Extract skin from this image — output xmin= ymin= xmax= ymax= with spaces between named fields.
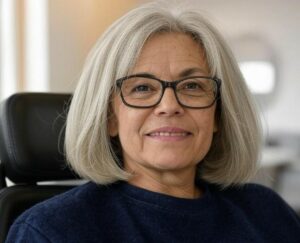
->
xmin=109 ymin=32 xmax=217 ymax=199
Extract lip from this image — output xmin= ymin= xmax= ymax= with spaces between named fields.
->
xmin=146 ymin=126 xmax=192 ymax=141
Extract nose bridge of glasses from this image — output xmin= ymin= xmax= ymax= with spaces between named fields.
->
xmin=161 ymin=80 xmax=178 ymax=92
xmin=159 ymin=80 xmax=181 ymax=106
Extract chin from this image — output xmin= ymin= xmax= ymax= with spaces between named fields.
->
xmin=149 ymin=159 xmax=195 ymax=172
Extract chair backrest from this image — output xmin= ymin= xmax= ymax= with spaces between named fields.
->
xmin=0 ymin=93 xmax=79 ymax=242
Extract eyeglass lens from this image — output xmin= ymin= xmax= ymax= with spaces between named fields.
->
xmin=120 ymin=76 xmax=218 ymax=108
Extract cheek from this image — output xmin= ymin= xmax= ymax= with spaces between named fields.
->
xmin=193 ymin=110 xmax=217 ymax=155
xmin=116 ymin=108 xmax=149 ymax=149
xmin=194 ymin=107 xmax=216 ymax=131
xmin=117 ymin=115 xmax=147 ymax=164
xmin=111 ymin=97 xmax=144 ymax=139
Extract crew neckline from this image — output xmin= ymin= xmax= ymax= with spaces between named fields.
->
xmin=114 ymin=180 xmax=213 ymax=215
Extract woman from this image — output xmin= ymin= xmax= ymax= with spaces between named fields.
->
xmin=6 ymin=1 xmax=300 ymax=242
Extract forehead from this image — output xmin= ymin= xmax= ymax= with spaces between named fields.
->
xmin=132 ymin=32 xmax=209 ymax=77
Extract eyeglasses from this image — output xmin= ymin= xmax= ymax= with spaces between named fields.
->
xmin=116 ymin=74 xmax=221 ymax=109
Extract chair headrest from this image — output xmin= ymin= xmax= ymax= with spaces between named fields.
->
xmin=0 ymin=93 xmax=77 ymax=183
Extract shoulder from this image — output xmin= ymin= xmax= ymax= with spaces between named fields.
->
xmin=16 ymin=182 xmax=107 ymax=221
xmin=209 ymin=182 xmax=300 ymax=224
xmin=217 ymin=183 xmax=289 ymax=206
xmin=202 ymin=182 xmax=300 ymax=242
xmin=209 ymin=182 xmax=288 ymax=208
xmin=6 ymin=182 xmax=117 ymax=241
xmin=217 ymin=182 xmax=279 ymax=198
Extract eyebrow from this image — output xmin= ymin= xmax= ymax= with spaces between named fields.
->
xmin=178 ymin=67 xmax=207 ymax=77
xmin=131 ymin=67 xmax=207 ymax=80
xmin=130 ymin=72 xmax=157 ymax=79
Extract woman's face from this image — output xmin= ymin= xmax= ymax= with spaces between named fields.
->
xmin=109 ymin=32 xmax=217 ymax=179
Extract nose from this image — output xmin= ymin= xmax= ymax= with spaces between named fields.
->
xmin=153 ymin=88 xmax=184 ymax=116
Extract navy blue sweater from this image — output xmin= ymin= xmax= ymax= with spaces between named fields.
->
xmin=5 ymin=181 xmax=300 ymax=242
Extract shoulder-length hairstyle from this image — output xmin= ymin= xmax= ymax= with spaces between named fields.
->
xmin=65 ymin=1 xmax=262 ymax=188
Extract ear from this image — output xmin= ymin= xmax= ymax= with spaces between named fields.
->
xmin=108 ymin=110 xmax=119 ymax=137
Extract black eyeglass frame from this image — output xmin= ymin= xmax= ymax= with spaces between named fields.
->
xmin=116 ymin=74 xmax=222 ymax=109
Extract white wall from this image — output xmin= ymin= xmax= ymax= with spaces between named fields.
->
xmin=48 ymin=0 xmax=139 ymax=93
xmin=188 ymin=0 xmax=300 ymax=134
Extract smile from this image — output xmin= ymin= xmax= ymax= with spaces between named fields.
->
xmin=146 ymin=127 xmax=192 ymax=141
xmin=148 ymin=132 xmax=190 ymax=137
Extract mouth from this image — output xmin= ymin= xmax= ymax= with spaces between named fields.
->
xmin=146 ymin=127 xmax=192 ymax=140
xmin=147 ymin=131 xmax=191 ymax=137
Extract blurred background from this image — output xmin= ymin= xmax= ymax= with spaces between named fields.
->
xmin=0 ymin=0 xmax=299 ymax=212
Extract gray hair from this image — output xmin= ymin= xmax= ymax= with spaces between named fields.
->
xmin=65 ymin=1 xmax=262 ymax=188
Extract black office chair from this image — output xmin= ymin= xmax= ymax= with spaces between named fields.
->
xmin=0 ymin=93 xmax=80 ymax=242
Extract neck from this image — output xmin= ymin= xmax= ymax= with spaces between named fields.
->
xmin=126 ymin=165 xmax=202 ymax=199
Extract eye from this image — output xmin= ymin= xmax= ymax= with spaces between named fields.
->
xmin=121 ymin=77 xmax=161 ymax=97
xmin=179 ymin=80 xmax=205 ymax=91
xmin=177 ymin=77 xmax=215 ymax=97
xmin=132 ymin=84 xmax=152 ymax=92
xmin=183 ymin=82 xmax=202 ymax=90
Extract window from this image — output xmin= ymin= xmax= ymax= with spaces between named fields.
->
xmin=0 ymin=0 xmax=18 ymax=99
xmin=0 ymin=0 xmax=49 ymax=100
xmin=232 ymin=36 xmax=277 ymax=96
xmin=239 ymin=61 xmax=275 ymax=94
